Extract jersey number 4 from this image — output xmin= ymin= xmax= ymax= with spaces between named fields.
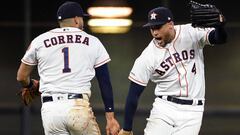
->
xmin=191 ymin=63 xmax=196 ymax=74
xmin=62 ymin=47 xmax=71 ymax=73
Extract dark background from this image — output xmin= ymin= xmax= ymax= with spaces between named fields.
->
xmin=0 ymin=0 xmax=240 ymax=135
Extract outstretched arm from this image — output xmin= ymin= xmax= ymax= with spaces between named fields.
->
xmin=208 ymin=26 xmax=227 ymax=44
xmin=95 ymin=63 xmax=114 ymax=112
xmin=123 ymin=81 xmax=145 ymax=131
xmin=95 ymin=63 xmax=120 ymax=135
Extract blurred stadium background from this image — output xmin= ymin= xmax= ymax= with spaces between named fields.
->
xmin=0 ymin=0 xmax=240 ymax=135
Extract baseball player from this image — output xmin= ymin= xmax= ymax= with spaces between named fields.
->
xmin=16 ymin=1 xmax=120 ymax=135
xmin=118 ymin=6 xmax=227 ymax=135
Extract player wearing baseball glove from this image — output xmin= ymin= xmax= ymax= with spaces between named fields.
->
xmin=18 ymin=79 xmax=41 ymax=106
xmin=190 ymin=0 xmax=225 ymax=28
xmin=118 ymin=2 xmax=227 ymax=135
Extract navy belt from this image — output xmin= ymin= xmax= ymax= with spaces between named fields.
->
xmin=42 ymin=94 xmax=83 ymax=103
xmin=158 ymin=96 xmax=203 ymax=105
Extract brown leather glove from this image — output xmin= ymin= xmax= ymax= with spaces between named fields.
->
xmin=18 ymin=79 xmax=41 ymax=106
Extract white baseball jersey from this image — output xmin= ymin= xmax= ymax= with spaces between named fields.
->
xmin=129 ymin=24 xmax=213 ymax=100
xmin=21 ymin=27 xmax=110 ymax=94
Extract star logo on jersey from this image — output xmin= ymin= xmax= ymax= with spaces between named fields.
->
xmin=150 ymin=12 xmax=157 ymax=20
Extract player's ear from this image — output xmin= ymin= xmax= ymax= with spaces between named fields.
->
xmin=169 ymin=21 xmax=174 ymax=26
xmin=167 ymin=21 xmax=174 ymax=29
xmin=73 ymin=16 xmax=79 ymax=25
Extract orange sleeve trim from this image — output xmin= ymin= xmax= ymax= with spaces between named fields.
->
xmin=94 ymin=58 xmax=111 ymax=68
xmin=128 ymin=75 xmax=147 ymax=86
xmin=21 ymin=59 xmax=37 ymax=66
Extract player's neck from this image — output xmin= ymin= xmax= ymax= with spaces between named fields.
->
xmin=172 ymin=28 xmax=176 ymax=41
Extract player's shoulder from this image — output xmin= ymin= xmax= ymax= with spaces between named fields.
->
xmin=141 ymin=41 xmax=153 ymax=55
xmin=72 ymin=29 xmax=103 ymax=45
xmin=138 ymin=41 xmax=156 ymax=60
xmin=177 ymin=23 xmax=213 ymax=32
xmin=32 ymin=28 xmax=59 ymax=40
xmin=174 ymin=23 xmax=194 ymax=31
xmin=84 ymin=32 xmax=102 ymax=43
xmin=30 ymin=30 xmax=51 ymax=44
xmin=175 ymin=23 xmax=210 ymax=37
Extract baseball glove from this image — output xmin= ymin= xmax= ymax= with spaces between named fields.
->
xmin=18 ymin=79 xmax=41 ymax=106
xmin=118 ymin=129 xmax=133 ymax=135
xmin=190 ymin=0 xmax=225 ymax=28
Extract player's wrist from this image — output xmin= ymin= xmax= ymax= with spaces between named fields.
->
xmin=22 ymin=79 xmax=33 ymax=88
xmin=105 ymin=112 xmax=115 ymax=120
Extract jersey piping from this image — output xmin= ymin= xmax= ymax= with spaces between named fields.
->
xmin=94 ymin=58 xmax=111 ymax=68
xmin=21 ymin=59 xmax=37 ymax=66
xmin=172 ymin=25 xmax=189 ymax=96
xmin=128 ymin=75 xmax=148 ymax=86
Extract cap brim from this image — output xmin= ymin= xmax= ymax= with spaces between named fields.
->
xmin=143 ymin=22 xmax=166 ymax=27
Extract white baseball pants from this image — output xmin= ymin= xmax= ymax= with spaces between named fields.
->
xmin=41 ymin=94 xmax=101 ymax=135
xmin=144 ymin=98 xmax=204 ymax=135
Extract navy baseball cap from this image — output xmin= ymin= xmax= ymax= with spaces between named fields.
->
xmin=143 ymin=7 xmax=173 ymax=27
xmin=57 ymin=1 xmax=89 ymax=20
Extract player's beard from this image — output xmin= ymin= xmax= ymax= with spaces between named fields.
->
xmin=154 ymin=38 xmax=165 ymax=47
xmin=154 ymin=30 xmax=175 ymax=47
xmin=154 ymin=36 xmax=170 ymax=47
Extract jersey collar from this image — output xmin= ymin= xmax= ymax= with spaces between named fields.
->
xmin=50 ymin=27 xmax=83 ymax=33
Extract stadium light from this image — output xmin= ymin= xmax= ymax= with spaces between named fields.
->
xmin=88 ymin=19 xmax=132 ymax=27
xmin=87 ymin=0 xmax=133 ymax=34
xmin=87 ymin=7 xmax=132 ymax=18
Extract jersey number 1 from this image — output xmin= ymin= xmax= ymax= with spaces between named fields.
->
xmin=62 ymin=47 xmax=71 ymax=73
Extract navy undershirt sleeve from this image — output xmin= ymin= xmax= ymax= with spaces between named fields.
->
xmin=208 ymin=26 xmax=227 ymax=44
xmin=123 ymin=81 xmax=145 ymax=131
xmin=95 ymin=64 xmax=114 ymax=112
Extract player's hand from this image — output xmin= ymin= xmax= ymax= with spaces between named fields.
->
xmin=105 ymin=112 xmax=120 ymax=135
xmin=118 ymin=129 xmax=133 ymax=135
xmin=17 ymin=79 xmax=41 ymax=106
